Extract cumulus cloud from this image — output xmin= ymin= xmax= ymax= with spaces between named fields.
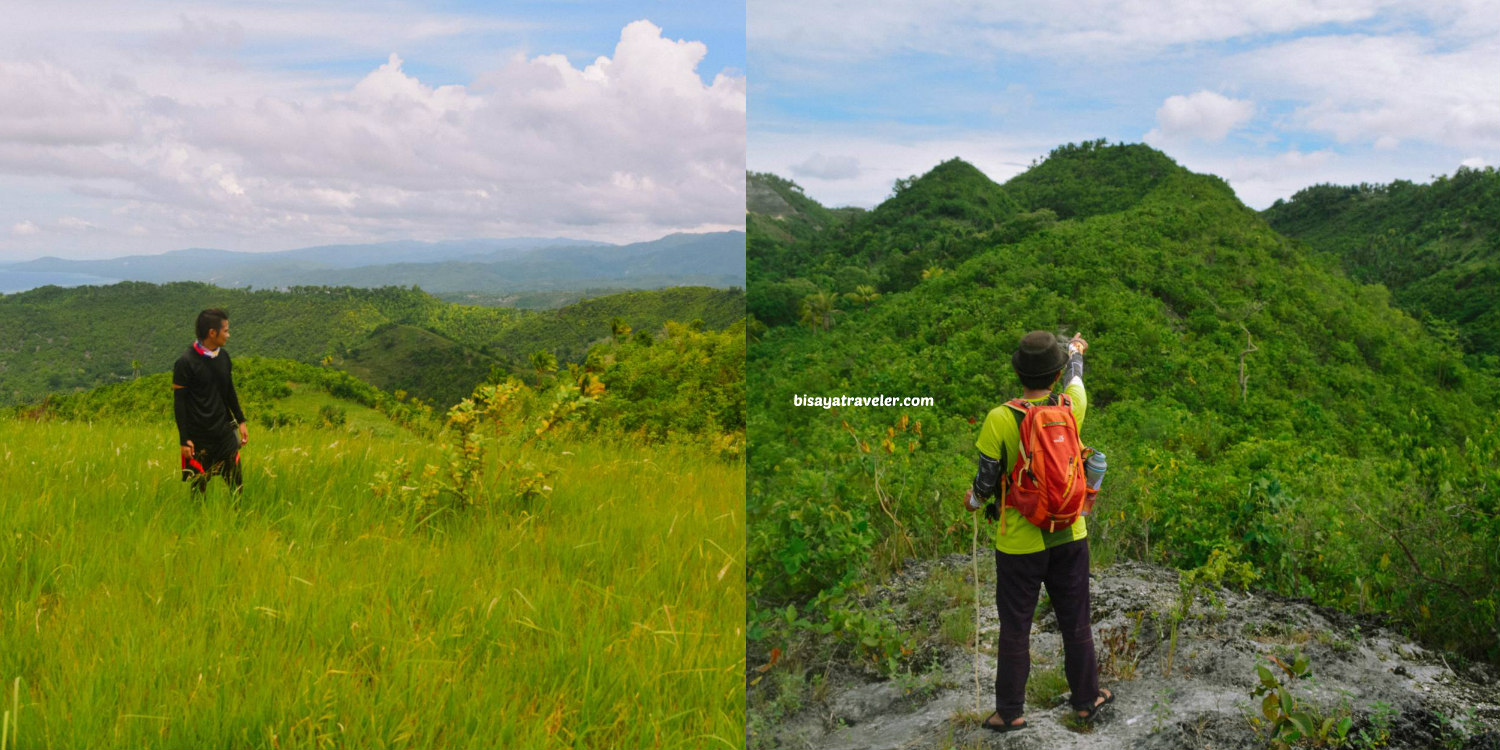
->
xmin=0 ymin=18 xmax=744 ymax=258
xmin=790 ymin=153 xmax=861 ymax=180
xmin=11 ymin=220 xmax=40 ymax=236
xmin=1146 ymin=91 xmax=1256 ymax=143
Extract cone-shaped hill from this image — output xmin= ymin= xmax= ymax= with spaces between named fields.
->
xmin=868 ymin=157 xmax=1021 ymax=229
xmin=747 ymin=141 xmax=1500 ymax=665
xmin=1004 ymin=139 xmax=1186 ymax=220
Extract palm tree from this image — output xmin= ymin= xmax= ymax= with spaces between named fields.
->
xmin=800 ymin=291 xmax=840 ymax=333
xmin=843 ymin=285 xmax=881 ymax=311
xmin=530 ymin=350 xmax=558 ymax=379
xmin=610 ymin=317 xmax=631 ymax=344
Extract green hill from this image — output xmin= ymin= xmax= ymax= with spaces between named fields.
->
xmin=747 ymin=172 xmax=852 ymax=245
xmin=749 ymin=157 xmax=1048 ymax=328
xmin=1262 ymin=166 xmax=1500 ymax=357
xmin=340 ymin=325 xmax=497 ymax=410
xmin=0 ymin=283 xmax=744 ymax=408
xmin=1004 ymin=139 xmax=1184 ymax=220
xmin=747 ymin=142 xmax=1500 ymax=669
xmin=33 ymin=355 xmax=431 ymax=435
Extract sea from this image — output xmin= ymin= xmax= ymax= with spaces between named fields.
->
xmin=0 ymin=271 xmax=121 ymax=295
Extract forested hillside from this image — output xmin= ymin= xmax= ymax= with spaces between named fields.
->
xmin=745 ymin=139 xmax=1500 ymax=704
xmin=0 ymin=283 xmax=743 ymax=408
xmin=1263 ymin=166 xmax=1500 ymax=358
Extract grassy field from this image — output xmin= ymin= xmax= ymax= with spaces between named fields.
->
xmin=0 ymin=416 xmax=745 ymax=749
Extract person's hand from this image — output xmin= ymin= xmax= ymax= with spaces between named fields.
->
xmin=181 ymin=441 xmax=194 ymax=461
xmin=964 ymin=488 xmax=983 ymax=513
xmin=1069 ymin=333 xmax=1089 ymax=355
xmin=238 ymin=422 xmax=249 ymax=446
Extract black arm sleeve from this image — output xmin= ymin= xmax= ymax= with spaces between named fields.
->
xmin=172 ymin=359 xmax=191 ymax=445
xmin=971 ymin=446 xmax=1008 ymax=500
xmin=224 ymin=355 xmax=246 ymax=423
xmin=1062 ymin=351 xmax=1084 ymax=385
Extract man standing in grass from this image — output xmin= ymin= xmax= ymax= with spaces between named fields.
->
xmin=964 ymin=330 xmax=1113 ymax=732
xmin=173 ymin=308 xmax=247 ymax=496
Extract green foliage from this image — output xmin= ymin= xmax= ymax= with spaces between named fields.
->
xmin=747 ymin=143 xmax=1500 ymax=668
xmin=2 ymin=296 xmax=749 ymax=747
xmin=1005 ymin=140 xmax=1188 ymax=220
xmin=0 ymin=282 xmax=743 ymax=409
xmin=587 ymin=320 xmax=746 ymax=451
xmin=1026 ymin=663 xmax=1071 ymax=708
xmin=1264 ymin=165 xmax=1500 ymax=357
xmin=316 ymin=404 xmax=347 ymax=427
xmin=748 ymin=159 xmax=1022 ymax=298
xmin=1250 ymin=654 xmax=1356 ymax=748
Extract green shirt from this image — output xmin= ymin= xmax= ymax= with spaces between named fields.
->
xmin=975 ymin=377 xmax=1088 ymax=554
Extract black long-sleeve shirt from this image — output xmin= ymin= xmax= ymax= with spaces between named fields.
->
xmin=172 ymin=345 xmax=245 ymax=446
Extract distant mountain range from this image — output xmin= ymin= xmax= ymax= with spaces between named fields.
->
xmin=1 ymin=232 xmax=745 ymax=294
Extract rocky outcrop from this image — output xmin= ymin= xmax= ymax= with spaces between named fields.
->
xmin=754 ymin=556 xmax=1500 ymax=750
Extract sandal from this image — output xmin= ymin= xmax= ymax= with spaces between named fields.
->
xmin=982 ymin=711 xmax=1028 ymax=732
xmin=1075 ymin=688 xmax=1115 ymax=721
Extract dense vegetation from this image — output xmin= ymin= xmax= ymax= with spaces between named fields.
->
xmin=1263 ymin=165 xmax=1500 ymax=358
xmin=0 ymin=282 xmax=743 ymax=408
xmin=3 ymin=308 xmax=747 ymax=747
xmin=746 ymin=141 xmax=1500 ymax=690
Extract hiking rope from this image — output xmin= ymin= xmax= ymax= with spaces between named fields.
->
xmin=972 ymin=509 xmax=983 ymax=716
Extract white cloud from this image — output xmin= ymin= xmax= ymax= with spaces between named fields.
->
xmin=1460 ymin=156 xmax=1489 ymax=168
xmin=790 ymin=153 xmax=861 ymax=180
xmin=12 ymin=220 xmax=40 ymax=236
xmin=0 ymin=19 xmax=744 ymax=258
xmin=1235 ymin=34 xmax=1500 ymax=151
xmin=1147 ymin=91 xmax=1256 ymax=143
xmin=751 ymin=0 xmax=1394 ymax=63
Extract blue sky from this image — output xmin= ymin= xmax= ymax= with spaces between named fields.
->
xmin=0 ymin=0 xmax=745 ymax=261
xmin=748 ymin=1 xmax=1500 ymax=211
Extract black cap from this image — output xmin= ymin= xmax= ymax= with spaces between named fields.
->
xmin=1012 ymin=330 xmax=1067 ymax=378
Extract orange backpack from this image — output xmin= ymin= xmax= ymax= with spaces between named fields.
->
xmin=1001 ymin=393 xmax=1097 ymax=533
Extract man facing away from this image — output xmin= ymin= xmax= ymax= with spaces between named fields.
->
xmin=964 ymin=330 xmax=1113 ymax=732
xmin=173 ymin=308 xmax=248 ymax=496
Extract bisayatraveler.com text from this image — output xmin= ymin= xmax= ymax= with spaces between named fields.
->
xmin=793 ymin=394 xmax=935 ymax=409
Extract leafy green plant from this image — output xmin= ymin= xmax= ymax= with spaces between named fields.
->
xmin=1249 ymin=654 xmax=1354 ymax=748
xmin=1148 ymin=686 xmax=1174 ymax=733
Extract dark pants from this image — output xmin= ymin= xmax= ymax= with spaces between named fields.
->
xmin=186 ymin=429 xmax=242 ymax=495
xmin=994 ymin=539 xmax=1098 ymax=717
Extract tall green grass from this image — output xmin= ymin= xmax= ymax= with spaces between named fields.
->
xmin=0 ymin=418 xmax=744 ymax=748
